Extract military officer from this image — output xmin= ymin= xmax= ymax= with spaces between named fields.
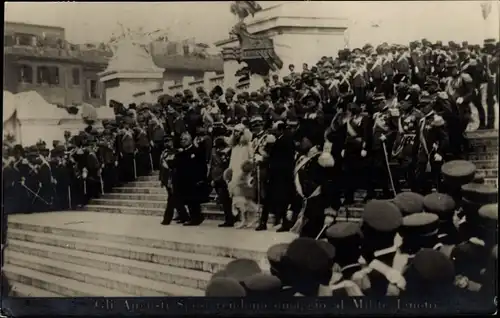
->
xmin=341 ymin=101 xmax=371 ymax=205
xmin=391 ymin=89 xmax=424 ymax=192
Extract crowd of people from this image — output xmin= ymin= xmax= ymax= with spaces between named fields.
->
xmin=1 ymin=37 xmax=498 ymax=298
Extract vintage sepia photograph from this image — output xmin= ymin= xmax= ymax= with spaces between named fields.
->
xmin=1 ymin=0 xmax=498 ymax=315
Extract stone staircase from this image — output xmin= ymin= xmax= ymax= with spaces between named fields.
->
xmin=4 ymin=130 xmax=497 ymax=297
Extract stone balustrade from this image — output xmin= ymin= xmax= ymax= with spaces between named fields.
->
xmin=130 ymin=71 xmax=256 ymax=104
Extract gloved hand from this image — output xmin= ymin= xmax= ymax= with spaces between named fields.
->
xmin=341 ymin=150 xmax=345 ymax=158
xmin=361 ymin=150 xmax=367 ymax=157
xmin=286 ymin=210 xmax=293 ymax=221
xmin=324 ymin=216 xmax=335 ymax=227
xmin=380 ymin=134 xmax=387 ymax=142
xmin=457 ymin=97 xmax=464 ymax=104
xmin=434 ymin=153 xmax=442 ymax=162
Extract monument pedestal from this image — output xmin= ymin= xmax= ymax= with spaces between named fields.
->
xmin=216 ymin=2 xmax=348 ymax=83
xmin=99 ymin=41 xmax=164 ymax=106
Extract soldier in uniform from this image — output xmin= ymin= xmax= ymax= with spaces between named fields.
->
xmin=160 ymin=135 xmax=190 ymax=225
xmin=414 ymin=104 xmax=450 ymax=194
xmin=341 ymin=101 xmax=371 ymax=205
xmin=443 ymin=60 xmax=474 ymax=158
xmin=118 ymin=120 xmax=137 ymax=182
xmin=286 ymin=136 xmax=336 ymax=239
xmin=357 ymin=200 xmax=404 ymax=296
xmin=266 ymin=121 xmax=296 ymax=232
xmin=351 ymin=58 xmax=368 ymax=104
xmin=134 ymin=125 xmax=153 ymax=177
xmin=391 ymin=88 xmax=424 ymax=192
xmin=148 ymin=115 xmax=165 ymax=170
xmin=381 ymin=45 xmax=395 ymax=98
xmin=249 ymin=115 xmax=276 ymax=231
xmin=97 ymin=137 xmax=118 ymax=193
xmin=3 ymin=146 xmax=17 ymax=214
xmin=367 ymin=93 xmax=398 ymax=200
xmin=50 ymin=145 xmax=72 ymax=211
xmin=210 ymin=136 xmax=234 ymax=227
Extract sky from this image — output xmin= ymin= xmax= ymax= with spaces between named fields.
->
xmin=4 ymin=1 xmax=500 ymax=49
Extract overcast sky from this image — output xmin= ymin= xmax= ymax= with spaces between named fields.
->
xmin=5 ymin=1 xmax=499 ymax=48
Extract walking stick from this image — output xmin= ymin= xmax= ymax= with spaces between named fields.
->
xmin=315 ymin=223 xmax=329 ymax=240
xmin=133 ymin=154 xmax=137 ymax=180
xmin=382 ymin=141 xmax=398 ymax=198
xmin=68 ymin=185 xmax=72 ymax=209
xmin=149 ymin=152 xmax=154 ymax=172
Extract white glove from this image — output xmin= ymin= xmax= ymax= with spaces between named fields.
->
xmin=361 ymin=150 xmax=367 ymax=157
xmin=324 ymin=216 xmax=335 ymax=227
xmin=437 ymin=92 xmax=448 ymax=100
xmin=309 ymin=113 xmax=317 ymax=119
xmin=434 ymin=153 xmax=442 ymax=162
xmin=254 ymin=154 xmax=264 ymax=163
xmin=286 ymin=210 xmax=293 ymax=221
xmin=341 ymin=150 xmax=345 ymax=158
xmin=380 ymin=134 xmax=387 ymax=142
xmin=114 ymin=161 xmax=118 ymax=167
xmin=101 ymin=164 xmax=105 ymax=169
xmin=457 ymin=97 xmax=464 ymax=104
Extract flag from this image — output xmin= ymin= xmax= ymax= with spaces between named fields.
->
xmin=231 ymin=1 xmax=262 ymax=19
xmin=481 ymin=1 xmax=492 ymax=20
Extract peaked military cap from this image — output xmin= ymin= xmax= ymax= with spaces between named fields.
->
xmin=423 ymin=193 xmax=456 ymax=220
xmin=224 ymin=259 xmax=262 ymax=283
xmin=316 ymin=240 xmax=336 ymax=268
xmin=461 ymin=183 xmax=498 ymax=204
xmin=441 ymin=160 xmax=476 ymax=185
xmin=478 ymin=204 xmax=498 ymax=231
xmin=401 ymin=212 xmax=440 ymax=238
xmin=242 ymin=273 xmax=282 ymax=295
xmin=363 ymin=200 xmax=402 ymax=232
xmin=392 ymin=192 xmax=425 ymax=216
xmin=284 ymin=238 xmax=331 ymax=281
xmin=411 ymin=249 xmax=455 ymax=284
xmin=205 ymin=277 xmax=247 ymax=297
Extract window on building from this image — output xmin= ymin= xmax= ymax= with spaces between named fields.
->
xmin=72 ymin=68 xmax=80 ymax=85
xmin=37 ymin=66 xmax=59 ymax=85
xmin=166 ymin=43 xmax=177 ymax=55
xmin=89 ymin=79 xmax=99 ymax=99
xmin=183 ymin=43 xmax=190 ymax=56
xmin=18 ymin=65 xmax=33 ymax=83
xmin=16 ymin=33 xmax=36 ymax=46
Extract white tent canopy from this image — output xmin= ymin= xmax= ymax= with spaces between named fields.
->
xmin=3 ymin=90 xmax=16 ymax=123
xmin=2 ymin=90 xmax=114 ymax=147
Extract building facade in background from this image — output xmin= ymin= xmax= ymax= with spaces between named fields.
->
xmin=3 ymin=21 xmax=224 ymax=107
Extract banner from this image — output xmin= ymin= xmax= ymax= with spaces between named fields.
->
xmin=0 ymin=296 xmax=494 ymax=316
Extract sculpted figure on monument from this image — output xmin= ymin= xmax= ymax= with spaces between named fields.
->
xmin=229 ymin=21 xmax=284 ymax=77
xmin=226 ymin=1 xmax=283 ymax=78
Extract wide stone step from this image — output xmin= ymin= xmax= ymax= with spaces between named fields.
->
xmin=3 ymin=265 xmax=134 ymax=297
xmin=82 ymin=203 xmax=364 ymax=222
xmin=468 ymin=153 xmax=499 ymax=161
xmin=7 ymin=212 xmax=295 ymax=260
xmin=7 ymin=240 xmax=212 ymax=291
xmin=7 ymin=229 xmax=234 ymax=274
xmin=475 ymin=169 xmax=498 ymax=178
xmin=5 ymin=251 xmax=204 ymax=296
xmin=8 ymin=281 xmax=62 ymax=297
xmin=113 ymin=187 xmax=165 ymax=194
xmin=473 ymin=160 xmax=499 ymax=170
xmin=127 ymin=181 xmax=162 ymax=188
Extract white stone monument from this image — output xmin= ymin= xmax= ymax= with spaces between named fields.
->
xmin=99 ymin=27 xmax=164 ymax=106
xmin=216 ymin=2 xmax=348 ymax=87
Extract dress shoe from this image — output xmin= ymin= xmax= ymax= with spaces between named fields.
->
xmin=183 ymin=218 xmax=204 ymax=226
xmin=276 ymin=226 xmax=290 ymax=233
xmin=255 ymin=224 xmax=267 ymax=231
xmin=160 ymin=220 xmax=170 ymax=225
xmin=218 ymin=222 xmax=234 ymax=228
xmin=176 ymin=219 xmax=188 ymax=224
